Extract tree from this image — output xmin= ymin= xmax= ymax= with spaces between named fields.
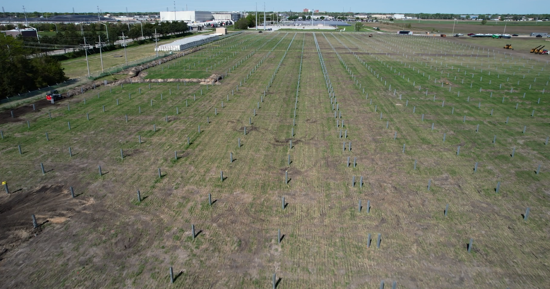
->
xmin=355 ymin=22 xmax=364 ymax=31
xmin=481 ymin=19 xmax=487 ymax=25
xmin=0 ymin=35 xmax=67 ymax=99
xmin=245 ymin=14 xmax=256 ymax=27
xmin=235 ymin=18 xmax=249 ymax=30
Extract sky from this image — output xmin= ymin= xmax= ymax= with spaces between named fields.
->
xmin=3 ymin=0 xmax=549 ymax=15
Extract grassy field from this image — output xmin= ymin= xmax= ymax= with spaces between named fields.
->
xmin=0 ymin=31 xmax=549 ymax=288
xmin=60 ymin=32 xmax=219 ymax=79
xmin=394 ymin=19 xmax=550 ymax=27
xmin=380 ymin=20 xmax=550 ymax=35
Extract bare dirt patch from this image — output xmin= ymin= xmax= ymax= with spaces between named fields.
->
xmin=0 ymin=185 xmax=90 ymax=257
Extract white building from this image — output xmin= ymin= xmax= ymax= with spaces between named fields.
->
xmin=155 ymin=34 xmax=220 ymax=52
xmin=212 ymin=12 xmax=241 ymax=22
xmin=393 ymin=14 xmax=405 ymax=20
xmin=160 ymin=11 xmax=213 ymax=23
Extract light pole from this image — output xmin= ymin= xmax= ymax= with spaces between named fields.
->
xmin=154 ymin=28 xmax=159 ymax=57
xmin=28 ymin=25 xmax=39 ymax=43
xmin=122 ymin=32 xmax=128 ymax=66
xmin=311 ymin=9 xmax=314 ymax=27
xmin=83 ymin=37 xmax=90 ymax=78
xmin=263 ymin=2 xmax=266 ymax=30
xmin=139 ymin=21 xmax=144 ymax=40
xmin=102 ymin=23 xmax=109 ymax=44
xmin=99 ymin=35 xmax=104 ymax=73
xmin=452 ymin=19 xmax=456 ymax=35
xmin=255 ymin=3 xmax=257 ymax=30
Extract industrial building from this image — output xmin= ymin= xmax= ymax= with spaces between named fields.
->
xmin=212 ymin=12 xmax=241 ymax=22
xmin=160 ymin=11 xmax=213 ymax=23
xmin=1 ymin=28 xmax=38 ymax=38
xmin=155 ymin=34 xmax=219 ymax=52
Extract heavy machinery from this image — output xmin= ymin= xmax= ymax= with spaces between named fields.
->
xmin=503 ymin=44 xmax=513 ymax=50
xmin=46 ymin=90 xmax=62 ymax=102
xmin=531 ymin=45 xmax=543 ymax=53
xmin=541 ymin=50 xmax=549 ymax=55
xmin=534 ymin=46 xmax=545 ymax=54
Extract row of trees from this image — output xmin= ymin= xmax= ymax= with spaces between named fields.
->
xmin=0 ymin=21 xmax=188 ymax=51
xmin=1 ymin=12 xmax=154 ymax=18
xmin=0 ymin=35 xmax=67 ymax=98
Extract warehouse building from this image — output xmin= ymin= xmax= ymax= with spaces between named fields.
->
xmin=1 ymin=28 xmax=38 ymax=38
xmin=212 ymin=12 xmax=241 ymax=22
xmin=155 ymin=34 xmax=219 ymax=52
xmin=160 ymin=11 xmax=213 ymax=23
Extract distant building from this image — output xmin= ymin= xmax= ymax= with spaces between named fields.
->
xmin=160 ymin=11 xmax=213 ymax=23
xmin=393 ymin=14 xmax=405 ymax=19
xmin=2 ymin=28 xmax=37 ymax=38
xmin=314 ymin=10 xmax=319 ymax=13
xmin=371 ymin=14 xmax=390 ymax=19
xmin=156 ymin=34 xmax=219 ymax=51
xmin=470 ymin=15 xmax=479 ymax=20
xmin=212 ymin=12 xmax=241 ymax=22
xmin=303 ymin=9 xmax=309 ymax=13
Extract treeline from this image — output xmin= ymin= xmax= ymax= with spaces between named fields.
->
xmin=1 ymin=12 xmax=155 ymax=18
xmin=1 ymin=21 xmax=188 ymax=49
xmin=0 ymin=36 xmax=67 ymax=98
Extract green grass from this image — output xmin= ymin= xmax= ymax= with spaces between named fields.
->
xmin=60 ymin=32 xmax=220 ymax=79
xmin=394 ymin=19 xmax=550 ymax=26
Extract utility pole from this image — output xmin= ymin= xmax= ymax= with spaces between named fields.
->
xmin=255 ymin=3 xmax=258 ymax=30
xmin=83 ymin=37 xmax=90 ymax=78
xmin=22 ymin=5 xmax=28 ymax=26
xmin=97 ymin=6 xmax=101 ymax=22
xmin=154 ymin=29 xmax=159 ymax=57
xmin=174 ymin=1 xmax=176 ymax=21
xmin=503 ymin=24 xmax=507 ymax=34
xmin=122 ymin=32 xmax=128 ymax=66
xmin=102 ymin=23 xmax=109 ymax=44
xmin=99 ymin=35 xmax=104 ymax=73
xmin=452 ymin=19 xmax=456 ymax=35
xmin=263 ymin=2 xmax=266 ymax=30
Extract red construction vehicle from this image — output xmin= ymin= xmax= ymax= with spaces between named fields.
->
xmin=46 ymin=90 xmax=62 ymax=102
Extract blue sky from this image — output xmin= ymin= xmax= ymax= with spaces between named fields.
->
xmin=3 ymin=0 xmax=549 ymax=14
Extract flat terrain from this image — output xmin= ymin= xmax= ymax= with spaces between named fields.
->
xmin=60 ymin=32 xmax=217 ymax=79
xmin=385 ymin=19 xmax=550 ymax=35
xmin=0 ymin=31 xmax=549 ymax=288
